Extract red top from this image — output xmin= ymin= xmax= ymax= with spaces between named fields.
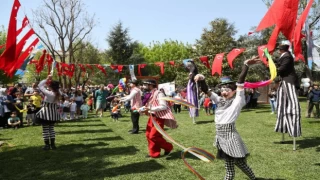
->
xmin=203 ymin=98 xmax=211 ymax=107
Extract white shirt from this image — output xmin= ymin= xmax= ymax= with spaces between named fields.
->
xmin=210 ymin=89 xmax=246 ymax=124
xmin=63 ymin=100 xmax=70 ymax=107
xmin=38 ymin=80 xmax=57 ymax=103
xmin=70 ymin=102 xmax=77 ymax=111
xmin=121 ymin=89 xmax=138 ymax=102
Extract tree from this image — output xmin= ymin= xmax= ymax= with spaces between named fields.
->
xmin=0 ymin=26 xmax=20 ymax=85
xmin=32 ymin=0 xmax=96 ymax=88
xmin=137 ymin=40 xmax=193 ymax=85
xmin=106 ymin=22 xmax=138 ymax=65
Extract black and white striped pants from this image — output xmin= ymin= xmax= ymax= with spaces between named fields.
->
xmin=42 ymin=121 xmax=56 ymax=140
xmin=275 ymin=81 xmax=301 ymax=137
xmin=224 ymin=157 xmax=255 ymax=180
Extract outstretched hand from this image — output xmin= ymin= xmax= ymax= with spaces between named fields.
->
xmin=244 ymin=56 xmax=261 ymax=65
xmin=194 ymin=74 xmax=205 ymax=82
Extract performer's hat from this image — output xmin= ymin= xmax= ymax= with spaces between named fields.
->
xmin=277 ymin=44 xmax=290 ymax=51
xmin=49 ymin=81 xmax=60 ymax=91
xmin=218 ymin=76 xmax=235 ymax=86
xmin=142 ymin=79 xmax=157 ymax=85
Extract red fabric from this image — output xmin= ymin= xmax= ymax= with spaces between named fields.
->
xmin=46 ymin=54 xmax=53 ymax=75
xmin=199 ymin=56 xmax=210 ymax=69
xmin=69 ymin=64 xmax=75 ymax=77
xmin=266 ymin=26 xmax=280 ymax=52
xmin=0 ymin=44 xmax=5 ymax=49
xmin=256 ymin=0 xmax=299 ymax=49
xmin=169 ymin=61 xmax=175 ymax=66
xmin=86 ymin=64 xmax=94 ymax=75
xmin=56 ymin=63 xmax=62 ymax=76
xmin=248 ymin=32 xmax=254 ymax=36
xmin=293 ymin=0 xmax=313 ymax=62
xmin=96 ymin=64 xmax=107 ymax=76
xmin=0 ymin=0 xmax=21 ymax=70
xmin=145 ymin=116 xmax=173 ymax=158
xmin=117 ymin=65 xmax=124 ymax=72
xmin=36 ymin=50 xmax=47 ymax=74
xmin=16 ymin=16 xmax=29 ymax=36
xmin=227 ymin=48 xmax=245 ymax=69
xmin=110 ymin=65 xmax=118 ymax=70
xmin=78 ymin=64 xmax=86 ymax=72
xmin=211 ymin=53 xmax=225 ymax=76
xmin=155 ymin=62 xmax=164 ymax=75
xmin=138 ymin=64 xmax=147 ymax=76
xmin=258 ymin=45 xmax=268 ymax=66
xmin=7 ymin=38 xmax=39 ymax=77
xmin=15 ymin=28 xmax=35 ymax=59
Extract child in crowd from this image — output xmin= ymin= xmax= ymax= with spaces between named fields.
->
xmin=111 ymin=102 xmax=120 ymax=121
xmin=69 ymin=98 xmax=77 ymax=120
xmin=14 ymin=94 xmax=24 ymax=127
xmin=62 ymin=97 xmax=70 ymax=120
xmin=26 ymin=99 xmax=36 ymax=126
xmin=30 ymin=89 xmax=42 ymax=113
xmin=203 ymin=94 xmax=212 ymax=115
xmin=80 ymin=101 xmax=90 ymax=119
xmin=8 ymin=111 xmax=20 ymax=129
xmin=87 ymin=95 xmax=93 ymax=112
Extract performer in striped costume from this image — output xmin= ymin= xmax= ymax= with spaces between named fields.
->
xmin=140 ymin=79 xmax=178 ymax=158
xmin=195 ymin=56 xmax=260 ymax=180
xmin=36 ymin=75 xmax=61 ymax=150
xmin=120 ymin=79 xmax=142 ymax=134
xmin=274 ymin=44 xmax=301 ymax=148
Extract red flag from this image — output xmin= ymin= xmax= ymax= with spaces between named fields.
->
xmin=69 ymin=64 xmax=75 ymax=78
xmin=155 ymin=62 xmax=164 ymax=75
xmin=267 ymin=26 xmax=280 ymax=52
xmin=96 ymin=64 xmax=107 ymax=76
xmin=46 ymin=54 xmax=53 ymax=75
xmin=0 ymin=0 xmax=21 ymax=70
xmin=293 ymin=0 xmax=314 ymax=62
xmin=248 ymin=32 xmax=254 ymax=36
xmin=256 ymin=0 xmax=299 ymax=49
xmin=0 ymin=44 xmax=5 ymax=49
xmin=138 ymin=64 xmax=146 ymax=76
xmin=86 ymin=64 xmax=93 ymax=71
xmin=199 ymin=56 xmax=210 ymax=69
xmin=118 ymin=65 xmax=124 ymax=72
xmin=16 ymin=16 xmax=29 ymax=36
xmin=56 ymin=63 xmax=62 ymax=76
xmin=211 ymin=53 xmax=225 ymax=76
xmin=36 ymin=50 xmax=47 ymax=74
xmin=7 ymin=38 xmax=39 ymax=76
xmin=258 ymin=45 xmax=268 ymax=66
xmin=110 ymin=65 xmax=118 ymax=70
xmin=169 ymin=61 xmax=175 ymax=66
xmin=227 ymin=48 xmax=245 ymax=69
xmin=78 ymin=64 xmax=86 ymax=72
xmin=15 ymin=28 xmax=35 ymax=59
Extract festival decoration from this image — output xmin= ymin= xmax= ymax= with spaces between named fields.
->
xmin=36 ymin=50 xmax=47 ymax=74
xmin=16 ymin=16 xmax=29 ymax=35
xmin=0 ymin=0 xmax=21 ymax=71
xmin=150 ymin=115 xmax=215 ymax=180
xmin=199 ymin=56 xmax=210 ymax=69
xmin=118 ymin=78 xmax=126 ymax=92
xmin=293 ymin=0 xmax=314 ymax=61
xmin=227 ymin=48 xmax=245 ymax=69
xmin=211 ymin=53 xmax=225 ymax=76
xmin=95 ymin=64 xmax=107 ymax=76
xmin=244 ymin=48 xmax=277 ymax=88
xmin=169 ymin=61 xmax=175 ymax=66
xmin=155 ymin=62 xmax=165 ymax=75
xmin=138 ymin=64 xmax=147 ymax=76
xmin=129 ymin=65 xmax=137 ymax=81
xmin=257 ymin=45 xmax=268 ymax=66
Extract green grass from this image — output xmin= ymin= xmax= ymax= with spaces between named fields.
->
xmin=0 ymin=97 xmax=319 ymax=180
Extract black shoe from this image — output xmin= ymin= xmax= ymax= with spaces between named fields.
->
xmin=50 ymin=138 xmax=57 ymax=150
xmin=43 ymin=140 xmax=50 ymax=150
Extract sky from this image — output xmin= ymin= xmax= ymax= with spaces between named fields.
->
xmin=0 ymin=0 xmax=268 ymax=50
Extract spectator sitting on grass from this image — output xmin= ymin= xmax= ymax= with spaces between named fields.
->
xmin=8 ymin=111 xmax=20 ymax=129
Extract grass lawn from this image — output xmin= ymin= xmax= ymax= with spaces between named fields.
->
xmin=0 ymin=97 xmax=319 ymax=180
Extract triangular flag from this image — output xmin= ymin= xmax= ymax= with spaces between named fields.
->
xmin=169 ymin=61 xmax=175 ymax=66
xmin=96 ymin=64 xmax=107 ymax=76
xmin=155 ymin=62 xmax=164 ymax=75
xmin=138 ymin=64 xmax=146 ymax=76
xmin=199 ymin=56 xmax=210 ymax=69
xmin=211 ymin=53 xmax=225 ymax=76
xmin=227 ymin=48 xmax=245 ymax=69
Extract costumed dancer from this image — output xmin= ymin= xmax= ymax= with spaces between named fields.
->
xmin=195 ymin=56 xmax=260 ymax=180
xmin=140 ymin=79 xmax=178 ymax=158
xmin=36 ymin=75 xmax=61 ymax=150
xmin=120 ymin=80 xmax=142 ymax=134
xmin=185 ymin=60 xmax=199 ymax=124
xmin=274 ymin=44 xmax=301 ymax=150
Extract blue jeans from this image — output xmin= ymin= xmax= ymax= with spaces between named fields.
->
xmin=269 ymin=99 xmax=276 ymax=113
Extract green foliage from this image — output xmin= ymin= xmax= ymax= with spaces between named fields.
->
xmin=137 ymin=40 xmax=193 ymax=85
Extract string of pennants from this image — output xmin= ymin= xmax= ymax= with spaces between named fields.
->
xmin=0 ymin=0 xmax=312 ymax=79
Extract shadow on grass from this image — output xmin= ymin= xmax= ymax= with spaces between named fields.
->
xmin=83 ymin=136 xmax=124 ymax=141
xmin=0 ymin=138 xmax=12 ymax=141
xmin=307 ymin=120 xmax=320 ymax=124
xmin=0 ymin=142 xmax=151 ymax=180
xmin=196 ymin=120 xmax=214 ymax=124
xmin=57 ymin=129 xmax=113 ymax=135
xmin=60 ymin=124 xmax=106 ymax=127
xmin=273 ymin=137 xmax=320 ymax=149
xmin=255 ymin=110 xmax=272 ymax=113
xmin=165 ymin=151 xmax=202 ymax=161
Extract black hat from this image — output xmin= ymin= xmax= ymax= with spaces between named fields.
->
xmin=142 ymin=79 xmax=157 ymax=85
xmin=49 ymin=81 xmax=60 ymax=91
xmin=278 ymin=44 xmax=290 ymax=51
xmin=218 ymin=77 xmax=235 ymax=86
